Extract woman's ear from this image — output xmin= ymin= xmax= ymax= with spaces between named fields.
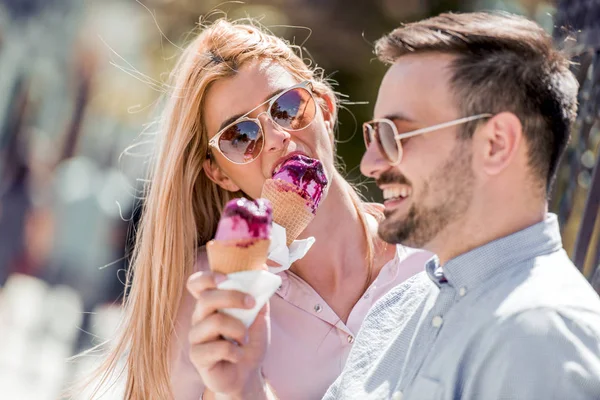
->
xmin=318 ymin=91 xmax=336 ymax=144
xmin=320 ymin=92 xmax=336 ymax=128
xmin=202 ymin=158 xmax=241 ymax=192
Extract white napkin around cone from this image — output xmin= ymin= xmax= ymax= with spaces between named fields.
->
xmin=216 ymin=223 xmax=314 ymax=327
xmin=217 ymin=270 xmax=282 ymax=327
xmin=266 ymin=223 xmax=315 ymax=273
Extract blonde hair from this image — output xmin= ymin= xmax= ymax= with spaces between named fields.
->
xmin=86 ymin=18 xmax=380 ymax=399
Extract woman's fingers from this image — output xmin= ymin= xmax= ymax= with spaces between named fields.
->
xmin=190 ymin=340 xmax=244 ymax=369
xmin=186 ymin=271 xmax=227 ymax=299
xmin=191 ymin=289 xmax=255 ymax=324
xmin=189 ymin=312 xmax=248 ymax=346
xmin=186 ymin=270 xmax=259 ymax=377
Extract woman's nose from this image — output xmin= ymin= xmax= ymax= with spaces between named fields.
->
xmin=260 ymin=112 xmax=291 ymax=153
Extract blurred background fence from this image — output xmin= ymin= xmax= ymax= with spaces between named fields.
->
xmin=0 ymin=0 xmax=597 ymax=398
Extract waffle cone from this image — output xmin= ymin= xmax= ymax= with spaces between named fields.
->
xmin=261 ymin=179 xmax=315 ymax=245
xmin=206 ymin=239 xmax=270 ymax=274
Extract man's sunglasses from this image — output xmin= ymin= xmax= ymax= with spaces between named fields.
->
xmin=363 ymin=114 xmax=493 ymax=165
xmin=208 ymin=81 xmax=317 ymax=164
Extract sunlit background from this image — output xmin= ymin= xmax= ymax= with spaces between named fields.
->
xmin=0 ymin=0 xmax=598 ymax=398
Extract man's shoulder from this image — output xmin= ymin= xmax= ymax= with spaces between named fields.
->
xmin=450 ymin=253 xmax=600 ymax=400
xmin=368 ymin=271 xmax=432 ymax=322
xmin=501 ymin=306 xmax=600 ymax=337
xmin=458 ymin=305 xmax=600 ymax=400
xmin=355 ymin=271 xmax=432 ymax=349
xmin=477 ymin=250 xmax=600 ymax=353
xmin=494 ymin=250 xmax=600 ymax=319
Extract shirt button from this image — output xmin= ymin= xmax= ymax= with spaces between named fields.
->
xmin=392 ymin=391 xmax=403 ymax=400
xmin=363 ymin=292 xmax=370 ymax=299
xmin=432 ymin=315 xmax=443 ymax=328
xmin=459 ymin=287 xmax=467 ymax=297
xmin=347 ymin=335 xmax=354 ymax=344
xmin=314 ymin=304 xmax=322 ymax=313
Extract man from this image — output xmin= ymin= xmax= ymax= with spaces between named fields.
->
xmin=323 ymin=11 xmax=600 ymax=400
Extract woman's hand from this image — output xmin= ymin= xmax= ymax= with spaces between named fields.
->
xmin=186 ymin=271 xmax=270 ymax=398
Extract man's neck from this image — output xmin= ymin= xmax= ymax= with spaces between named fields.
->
xmin=427 ymin=200 xmax=547 ymax=266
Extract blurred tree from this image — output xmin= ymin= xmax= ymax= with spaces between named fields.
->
xmin=553 ymin=0 xmax=600 ymax=287
xmin=0 ymin=74 xmax=32 ymax=285
xmin=1 ymin=0 xmax=52 ymax=19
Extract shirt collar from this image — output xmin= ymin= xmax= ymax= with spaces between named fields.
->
xmin=426 ymin=213 xmax=563 ymax=289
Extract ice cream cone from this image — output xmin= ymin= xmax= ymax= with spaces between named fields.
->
xmin=261 ymin=179 xmax=315 ymax=245
xmin=206 ymin=239 xmax=270 ymax=274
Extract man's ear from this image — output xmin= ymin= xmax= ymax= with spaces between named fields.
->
xmin=478 ymin=112 xmax=523 ymax=176
xmin=202 ymin=158 xmax=241 ymax=192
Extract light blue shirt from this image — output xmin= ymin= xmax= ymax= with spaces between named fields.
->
xmin=324 ymin=214 xmax=600 ymax=399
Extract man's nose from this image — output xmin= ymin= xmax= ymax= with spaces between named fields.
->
xmin=360 ymin=140 xmax=389 ymax=179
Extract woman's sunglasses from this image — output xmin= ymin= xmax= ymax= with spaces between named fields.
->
xmin=363 ymin=114 xmax=493 ymax=165
xmin=208 ymin=81 xmax=317 ymax=164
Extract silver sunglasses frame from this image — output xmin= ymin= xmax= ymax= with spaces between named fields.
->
xmin=363 ymin=113 xmax=493 ymax=165
xmin=208 ymin=80 xmax=316 ymax=165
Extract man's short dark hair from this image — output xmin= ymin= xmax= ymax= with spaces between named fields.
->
xmin=375 ymin=12 xmax=579 ymax=193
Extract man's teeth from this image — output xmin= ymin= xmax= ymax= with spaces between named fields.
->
xmin=383 ymin=187 xmax=411 ymax=200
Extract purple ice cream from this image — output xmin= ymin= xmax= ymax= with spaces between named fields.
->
xmin=271 ymin=155 xmax=328 ymax=212
xmin=215 ymin=198 xmax=273 ymax=242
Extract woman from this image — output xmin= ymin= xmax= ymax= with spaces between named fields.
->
xmin=93 ymin=19 xmax=429 ymax=400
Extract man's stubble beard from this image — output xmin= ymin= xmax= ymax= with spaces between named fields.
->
xmin=378 ymin=140 xmax=475 ymax=248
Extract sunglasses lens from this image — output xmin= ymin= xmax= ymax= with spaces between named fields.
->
xmin=270 ymin=87 xmax=316 ymax=130
xmin=218 ymin=120 xmax=263 ymax=163
xmin=378 ymin=122 xmax=399 ymax=162
xmin=367 ymin=121 xmax=400 ymax=163
xmin=363 ymin=124 xmax=373 ymax=147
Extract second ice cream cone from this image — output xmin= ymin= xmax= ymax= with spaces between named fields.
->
xmin=262 ymin=179 xmax=315 ymax=245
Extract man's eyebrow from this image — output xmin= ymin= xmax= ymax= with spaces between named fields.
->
xmin=380 ymin=112 xmax=416 ymax=123
xmin=217 ymin=88 xmax=286 ymax=132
